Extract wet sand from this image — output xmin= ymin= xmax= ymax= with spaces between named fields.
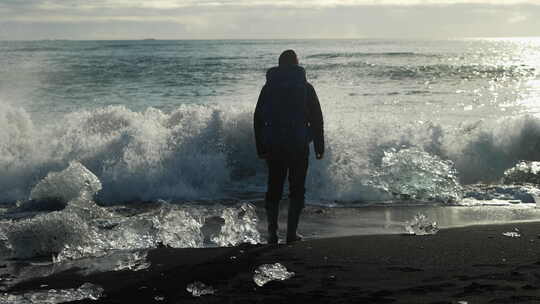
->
xmin=6 ymin=221 xmax=540 ymax=304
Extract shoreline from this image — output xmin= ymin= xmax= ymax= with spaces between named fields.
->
xmin=4 ymin=221 xmax=540 ymax=303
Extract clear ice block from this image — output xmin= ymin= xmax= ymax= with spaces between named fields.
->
xmin=375 ymin=148 xmax=462 ymax=203
xmin=0 ymin=282 xmax=103 ymax=303
xmin=186 ymin=281 xmax=215 ymax=297
xmin=405 ymin=213 xmax=439 ymax=235
xmin=253 ymin=263 xmax=295 ymax=287
xmin=29 ymin=162 xmax=102 ymax=203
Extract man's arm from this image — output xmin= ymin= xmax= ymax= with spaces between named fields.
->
xmin=307 ymin=83 xmax=324 ymax=158
xmin=254 ymin=85 xmax=268 ymax=157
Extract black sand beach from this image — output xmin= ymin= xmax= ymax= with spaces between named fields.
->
xmin=5 ymin=221 xmax=540 ymax=304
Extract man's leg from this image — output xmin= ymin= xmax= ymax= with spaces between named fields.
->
xmin=286 ymin=155 xmax=309 ymax=243
xmin=265 ymin=158 xmax=287 ymax=244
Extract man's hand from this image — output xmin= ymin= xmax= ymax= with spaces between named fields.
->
xmin=258 ymin=153 xmax=270 ymax=159
xmin=316 ymin=153 xmax=324 ymax=160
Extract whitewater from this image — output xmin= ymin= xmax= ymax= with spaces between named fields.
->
xmin=2 ymin=39 xmax=540 ymax=276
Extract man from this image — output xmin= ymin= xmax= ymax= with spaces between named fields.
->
xmin=254 ymin=49 xmax=325 ymax=244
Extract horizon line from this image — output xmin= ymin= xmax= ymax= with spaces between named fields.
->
xmin=2 ymin=36 xmax=540 ymax=42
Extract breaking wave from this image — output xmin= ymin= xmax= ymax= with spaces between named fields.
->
xmin=2 ymin=102 xmax=540 ymax=204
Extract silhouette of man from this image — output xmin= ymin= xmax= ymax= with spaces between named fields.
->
xmin=254 ymin=49 xmax=325 ymax=244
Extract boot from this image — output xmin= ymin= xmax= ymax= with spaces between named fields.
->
xmin=265 ymin=202 xmax=279 ymax=244
xmin=286 ymin=202 xmax=303 ymax=244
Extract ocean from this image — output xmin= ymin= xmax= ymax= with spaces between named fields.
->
xmin=2 ymin=39 xmax=540 ymax=273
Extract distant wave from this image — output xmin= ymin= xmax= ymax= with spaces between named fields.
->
xmin=202 ymin=56 xmax=252 ymax=61
xmin=7 ymin=47 xmax=63 ymax=52
xmin=306 ymin=52 xmax=427 ymax=59
xmin=308 ymin=61 xmax=535 ymax=80
xmin=377 ymin=64 xmax=535 ymax=80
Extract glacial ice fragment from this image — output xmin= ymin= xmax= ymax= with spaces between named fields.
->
xmin=211 ymin=203 xmax=261 ymax=247
xmin=1 ymin=201 xmax=261 ymax=261
xmin=461 ymin=184 xmax=540 ymax=206
xmin=253 ymin=263 xmax=295 ymax=287
xmin=374 ymin=148 xmax=462 ymax=203
xmin=29 ymin=162 xmax=102 ymax=203
xmin=0 ymin=226 xmax=12 ymax=258
xmin=3 ymin=203 xmax=204 ymax=262
xmin=113 ymin=251 xmax=151 ymax=271
xmin=153 ymin=207 xmax=204 ymax=248
xmin=502 ymin=232 xmax=521 ymax=238
xmin=503 ymin=161 xmax=540 ymax=185
xmin=186 ymin=281 xmax=215 ymax=297
xmin=405 ymin=214 xmax=439 ymax=235
xmin=5 ymin=211 xmax=100 ymax=259
xmin=0 ymin=282 xmax=104 ymax=303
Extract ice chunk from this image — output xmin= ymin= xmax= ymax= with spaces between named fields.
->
xmin=253 ymin=263 xmax=295 ymax=287
xmin=113 ymin=250 xmax=150 ymax=271
xmin=5 ymin=211 xmax=99 ymax=259
xmin=405 ymin=213 xmax=439 ymax=235
xmin=102 ymin=206 xmax=204 ymax=251
xmin=186 ymin=281 xmax=215 ymax=297
xmin=462 ymin=184 xmax=540 ymax=205
xmin=211 ymin=203 xmax=261 ymax=247
xmin=4 ymin=201 xmax=117 ymax=262
xmin=503 ymin=161 xmax=540 ymax=185
xmin=56 ymin=250 xmax=151 ymax=278
xmin=502 ymin=231 xmax=521 ymax=238
xmin=54 ymin=243 xmax=105 ymax=263
xmin=1 ymin=250 xmax=151 ymax=287
xmin=73 ymin=250 xmax=150 ymax=274
xmin=1 ymin=202 xmax=260 ymax=261
xmin=0 ymin=225 xmax=12 ymax=258
xmin=59 ymin=250 xmax=151 ymax=275
xmin=374 ymin=148 xmax=462 ymax=203
xmin=153 ymin=207 xmax=204 ymax=248
xmin=100 ymin=216 xmax=161 ymax=251
xmin=0 ymin=282 xmax=103 ymax=303
xmin=1 ymin=204 xmax=205 ymax=261
xmin=29 ymin=162 xmax=102 ymax=203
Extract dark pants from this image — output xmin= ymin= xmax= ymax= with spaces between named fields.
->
xmin=264 ymin=151 xmax=309 ymax=242
xmin=265 ymin=155 xmax=309 ymax=209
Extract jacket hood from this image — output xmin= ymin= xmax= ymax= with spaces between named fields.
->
xmin=266 ymin=65 xmax=306 ymax=87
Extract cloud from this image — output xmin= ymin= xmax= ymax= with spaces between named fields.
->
xmin=3 ymin=0 xmax=540 ymax=10
xmin=1 ymin=1 xmax=540 ymax=39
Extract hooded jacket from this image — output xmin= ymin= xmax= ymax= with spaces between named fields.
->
xmin=254 ymin=65 xmax=324 ymax=158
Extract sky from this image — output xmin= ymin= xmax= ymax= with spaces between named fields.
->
xmin=1 ymin=0 xmax=540 ymax=40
